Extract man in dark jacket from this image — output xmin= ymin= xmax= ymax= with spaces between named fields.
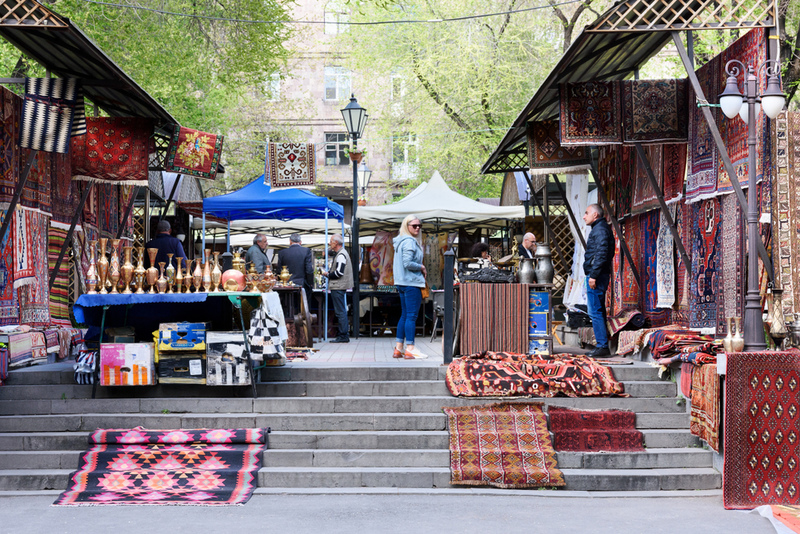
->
xmin=582 ymin=203 xmax=615 ymax=358
xmin=276 ymin=233 xmax=314 ymax=294
xmin=245 ymin=234 xmax=270 ymax=274
xmin=144 ymin=220 xmax=186 ymax=270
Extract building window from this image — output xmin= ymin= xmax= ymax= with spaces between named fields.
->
xmin=325 ymin=132 xmax=350 ymax=166
xmin=264 ymin=73 xmax=280 ymax=101
xmin=324 ymin=1 xmax=349 ymax=35
xmin=391 ymin=133 xmax=419 ymax=181
xmin=324 ymin=66 xmax=351 ymax=101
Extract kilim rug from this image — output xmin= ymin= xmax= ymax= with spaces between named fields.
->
xmin=527 ymin=120 xmax=591 ymax=175
xmin=458 ymin=284 xmax=529 ymax=355
xmin=18 ymin=148 xmax=52 ymax=215
xmin=559 ymin=80 xmax=622 ymax=145
xmin=686 ymin=55 xmax=720 ymax=204
xmin=0 ymin=86 xmax=20 ymax=205
xmin=690 ymin=363 xmax=720 ymax=452
xmin=631 ymin=144 xmax=662 ymax=215
xmin=646 ymin=329 xmax=717 ymax=359
xmin=48 ymin=225 xmax=72 ymax=326
xmin=267 ymin=143 xmax=317 ymax=188
xmin=445 ymin=351 xmax=626 ymax=398
xmin=0 ymin=209 xmax=19 ymax=325
xmin=12 ymin=207 xmax=36 ymax=288
xmin=18 ymin=209 xmax=50 ymax=326
xmin=672 ymin=201 xmax=693 ymax=325
xmin=656 ymin=207 xmax=675 ymax=309
xmin=165 ymin=125 xmax=223 ymax=180
xmin=548 ymin=406 xmax=644 ymax=452
xmin=71 ymin=117 xmax=152 ymax=184
xmin=621 ymin=78 xmax=689 ymax=144
xmin=724 ymin=350 xmax=800 ymax=509
xmin=680 ymin=362 xmax=694 ymax=397
xmin=690 ymin=199 xmax=721 ymax=331
xmin=443 ymin=402 xmax=564 ymax=488
xmin=19 ymin=77 xmax=79 ymax=154
xmin=54 ymin=427 xmax=269 ymax=506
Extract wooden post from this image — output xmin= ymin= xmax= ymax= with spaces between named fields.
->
xmin=548 ymin=174 xmax=587 ymax=250
xmin=523 ymin=171 xmax=569 ymax=274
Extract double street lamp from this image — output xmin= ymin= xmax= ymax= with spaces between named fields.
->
xmin=341 ymin=94 xmax=368 ymax=339
xmin=718 ymin=59 xmax=786 ymax=351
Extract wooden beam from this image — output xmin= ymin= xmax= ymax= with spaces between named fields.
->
xmin=523 ymin=171 xmax=570 ymax=275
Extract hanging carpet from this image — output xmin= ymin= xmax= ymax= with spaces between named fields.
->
xmin=662 ymin=143 xmax=687 ymax=204
xmin=71 ymin=117 xmax=152 ymax=184
xmin=267 ymin=142 xmax=317 ymax=188
xmin=673 ymin=202 xmax=693 ymax=325
xmin=48 ymin=225 xmax=72 ymax=326
xmin=19 ymin=77 xmax=79 ymax=154
xmin=621 ymin=78 xmax=689 ymax=144
xmin=165 ymin=125 xmax=223 ymax=180
xmin=723 ymin=350 xmax=800 ymax=509
xmin=615 ymin=145 xmax=635 ymax=219
xmin=620 ymin=216 xmax=640 ymax=310
xmin=18 ymin=209 xmax=50 ymax=326
xmin=527 ymin=120 xmax=591 ymax=175
xmin=443 ymin=402 xmax=564 ymax=489
xmin=655 ymin=207 xmax=675 ymax=309
xmin=0 ymin=86 xmax=20 ymax=205
xmin=690 ymin=198 xmax=721 ymax=331
xmin=686 ymin=55 xmax=720 ymax=203
xmin=641 ymin=210 xmax=672 ymax=326
xmin=719 ymin=194 xmax=745 ymax=333
xmin=50 ymin=152 xmax=80 ymax=227
xmin=0 ymin=209 xmax=18 ymax=325
xmin=774 ymin=111 xmax=800 ymax=318
xmin=458 ymin=284 xmax=530 ymax=355
xmin=548 ymin=406 xmax=644 ymax=452
xmin=632 ymin=146 xmax=662 ymax=215
xmin=54 ymin=427 xmax=269 ymax=506
xmin=559 ymin=80 xmax=622 ymax=145
xmin=445 ymin=351 xmax=626 ymax=398
xmin=690 ymin=363 xmax=720 ymax=453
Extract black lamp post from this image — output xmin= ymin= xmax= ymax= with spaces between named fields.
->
xmin=341 ymin=94 xmax=368 ymax=339
xmin=718 ymin=59 xmax=786 ymax=351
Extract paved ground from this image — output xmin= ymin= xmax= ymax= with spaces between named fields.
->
xmin=308 ymin=334 xmax=445 ymax=363
xmin=0 ymin=494 xmax=779 ymax=534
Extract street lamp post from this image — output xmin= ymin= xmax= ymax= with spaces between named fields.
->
xmin=341 ymin=94 xmax=368 ymax=339
xmin=718 ymin=59 xmax=786 ymax=351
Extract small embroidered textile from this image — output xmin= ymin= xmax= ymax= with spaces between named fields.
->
xmin=622 ymin=78 xmax=689 ymax=144
xmin=165 ymin=125 xmax=223 ymax=179
xmin=690 ymin=362 xmax=720 ymax=452
xmin=267 ymin=143 xmax=317 ymax=188
xmin=559 ymin=80 xmax=622 ymax=145
xmin=19 ymin=78 xmax=79 ymax=154
xmin=71 ymin=117 xmax=152 ymax=184
xmin=527 ymin=120 xmax=591 ymax=175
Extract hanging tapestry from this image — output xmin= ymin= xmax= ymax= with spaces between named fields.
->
xmin=97 ymin=183 xmax=119 ymax=238
xmin=689 ymin=362 xmax=720 ymax=453
xmin=621 ymin=78 xmax=689 ymax=144
xmin=631 ymin=144 xmax=662 ymax=215
xmin=548 ymin=406 xmax=644 ymax=452
xmin=640 ymin=210 xmax=670 ymax=326
xmin=597 ymin=145 xmax=618 ymax=216
xmin=54 ymin=427 xmax=269 ymax=506
xmin=717 ymin=28 xmax=766 ymax=195
xmin=48 ymin=225 xmax=72 ymax=326
xmin=443 ymin=402 xmax=564 ymax=489
xmin=673 ymin=202 xmax=693 ymax=325
xmin=656 ymin=206 xmax=675 ymax=309
xmin=458 ymin=284 xmax=530 ymax=355
xmin=0 ymin=86 xmax=20 ymax=205
xmin=0 ymin=209 xmax=19 ymax=325
xmin=559 ymin=80 xmax=622 ymax=145
xmin=686 ymin=56 xmax=720 ymax=203
xmin=368 ymin=231 xmax=396 ymax=286
xmin=19 ymin=77 xmax=79 ymax=154
xmin=423 ymin=232 xmax=446 ymax=290
xmin=165 ymin=125 xmax=223 ymax=180
xmin=13 ymin=148 xmax=52 ymax=215
xmin=723 ymin=350 xmax=800 ymax=509
xmin=50 ymin=152 xmax=79 ymax=227
xmin=267 ymin=143 xmax=316 ymax=188
xmin=690 ymin=198 xmax=721 ymax=331
xmin=71 ymin=117 xmax=152 ymax=184
xmin=12 ymin=207 xmax=35 ymax=288
xmin=773 ymin=112 xmax=799 ymax=318
xmin=118 ymin=185 xmax=135 ymax=239
xmin=621 ymin=217 xmax=640 ymax=310
xmin=718 ymin=194 xmax=745 ymax=333
xmin=527 ymin=120 xmax=591 ymax=175
xmin=18 ymin=209 xmax=50 ymax=326
xmin=662 ymin=143 xmax=687 ymax=204
xmin=615 ymin=145 xmax=635 ymax=219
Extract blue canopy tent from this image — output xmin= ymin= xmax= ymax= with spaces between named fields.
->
xmin=202 ymin=175 xmax=345 ymax=341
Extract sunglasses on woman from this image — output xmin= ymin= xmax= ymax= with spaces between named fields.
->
xmin=409 ymin=224 xmax=422 ymax=229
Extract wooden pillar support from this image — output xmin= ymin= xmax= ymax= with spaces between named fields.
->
xmin=548 ymin=173 xmax=587 ymax=250
xmin=523 ymin=171 xmax=569 ymax=275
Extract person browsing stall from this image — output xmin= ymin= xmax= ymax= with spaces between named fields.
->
xmin=276 ymin=233 xmax=314 ymax=294
xmin=582 ymin=203 xmax=615 ymax=358
xmin=393 ymin=215 xmax=428 ymax=360
xmin=321 ymin=234 xmax=352 ymax=343
xmin=144 ymin=220 xmax=186 ymax=269
xmin=245 ymin=234 xmax=270 ymax=274
xmin=518 ymin=232 xmax=536 ymax=259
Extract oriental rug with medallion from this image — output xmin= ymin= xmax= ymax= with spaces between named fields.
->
xmin=443 ymin=402 xmax=564 ymax=489
xmin=54 ymin=427 xmax=269 ymax=506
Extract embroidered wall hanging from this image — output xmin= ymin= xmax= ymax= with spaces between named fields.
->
xmin=165 ymin=125 xmax=223 ymax=180
xmin=267 ymin=143 xmax=316 ymax=188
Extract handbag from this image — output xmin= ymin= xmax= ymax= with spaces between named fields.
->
xmin=421 ymin=282 xmax=430 ymax=299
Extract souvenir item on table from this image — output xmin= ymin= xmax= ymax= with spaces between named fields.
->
xmin=246 ymin=265 xmax=260 ymax=292
xmin=232 ymin=249 xmax=246 ymax=275
xmin=723 ymin=317 xmax=734 ymax=353
xmin=517 ymin=257 xmax=535 ymax=284
xmin=183 ymin=262 xmax=193 ymax=293
xmin=121 ymin=246 xmax=134 ymax=294
xmin=156 ymin=262 xmax=167 ymax=294
xmin=257 ymin=268 xmax=276 ymax=293
xmin=174 ymin=257 xmax=184 ymax=294
xmin=192 ymin=258 xmax=203 ymax=292
xmin=145 ymin=248 xmax=158 ymax=294
xmin=108 ymin=239 xmax=120 ymax=294
xmin=202 ymin=250 xmax=212 ymax=292
xmin=133 ymin=247 xmax=146 ymax=294
xmin=165 ymin=253 xmax=176 ymax=294
xmin=533 ymin=242 xmax=554 ymax=284
xmin=279 ymin=265 xmax=292 ymax=285
xmin=221 ymin=269 xmax=246 ymax=292
xmin=731 ymin=317 xmax=744 ymax=352
xmin=770 ymin=289 xmax=788 ymax=349
xmin=85 ymin=240 xmax=99 ymax=294
xmin=97 ymin=238 xmax=109 ymax=294
xmin=212 ymin=251 xmax=222 ymax=292
xmin=164 ymin=125 xmax=224 ymax=180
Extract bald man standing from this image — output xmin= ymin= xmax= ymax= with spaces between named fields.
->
xmin=518 ymin=232 xmax=536 ymax=259
xmin=582 ymin=203 xmax=615 ymax=358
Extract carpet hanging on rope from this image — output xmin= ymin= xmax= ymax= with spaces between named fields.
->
xmin=443 ymin=402 xmax=564 ymax=489
xmin=548 ymin=406 xmax=644 ymax=452
xmin=165 ymin=125 xmax=223 ymax=180
xmin=54 ymin=427 xmax=269 ymax=506
xmin=267 ymin=142 xmax=317 ymax=188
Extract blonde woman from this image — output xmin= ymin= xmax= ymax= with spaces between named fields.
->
xmin=392 ymin=214 xmax=428 ymax=359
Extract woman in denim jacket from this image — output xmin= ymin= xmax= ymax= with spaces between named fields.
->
xmin=392 ymin=214 xmax=428 ymax=359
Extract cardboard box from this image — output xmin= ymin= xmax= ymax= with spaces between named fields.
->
xmin=157 ymin=352 xmax=207 ymax=384
xmin=105 ymin=327 xmax=135 ymax=343
xmin=205 ymin=331 xmax=252 ymax=386
xmin=100 ymin=343 xmax=155 ymax=386
xmin=157 ymin=322 xmax=207 ymax=351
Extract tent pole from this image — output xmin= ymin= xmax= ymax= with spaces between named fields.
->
xmin=324 ymin=210 xmax=329 ymax=342
xmin=549 ymin=174 xmax=586 ymax=250
xmin=226 ymin=219 xmax=231 ymax=253
xmin=202 ymin=213 xmax=206 ymax=263
xmin=158 ymin=174 xmax=181 ymax=223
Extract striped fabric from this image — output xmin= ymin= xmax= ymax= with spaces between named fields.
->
xmin=48 ymin=225 xmax=72 ymax=326
xmin=71 ymin=88 xmax=86 ymax=137
xmin=19 ymin=78 xmax=78 ymax=154
xmin=458 ymin=283 xmax=530 ymax=355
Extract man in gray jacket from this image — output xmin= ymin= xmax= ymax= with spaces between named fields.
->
xmin=322 ymin=234 xmax=353 ymax=343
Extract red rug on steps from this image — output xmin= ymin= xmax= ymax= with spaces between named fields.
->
xmin=548 ymin=406 xmax=645 ymax=452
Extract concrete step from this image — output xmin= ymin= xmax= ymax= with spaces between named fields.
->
xmin=0 ymin=450 xmax=80 ymax=470
xmin=555 ymin=448 xmax=713 ymax=469
xmin=0 ymin=432 xmax=90 ymax=451
xmin=269 ymin=431 xmax=449 ymax=450
xmin=0 ymin=469 xmax=72 ymax=491
xmin=560 ymin=467 xmax=721 ymax=491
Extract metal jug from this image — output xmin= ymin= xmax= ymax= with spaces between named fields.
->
xmin=517 ymin=257 xmax=535 ymax=284
xmin=534 ymin=242 xmax=554 ymax=284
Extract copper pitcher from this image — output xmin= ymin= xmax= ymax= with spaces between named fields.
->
xmin=97 ymin=238 xmax=109 ymax=294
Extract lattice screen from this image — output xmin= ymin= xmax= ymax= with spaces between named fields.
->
xmin=133 ymin=205 xmax=146 ymax=265
xmin=548 ymin=205 xmax=576 ymax=300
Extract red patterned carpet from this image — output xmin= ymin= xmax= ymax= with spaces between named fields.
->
xmin=443 ymin=402 xmax=564 ymax=489
xmin=548 ymin=406 xmax=644 ymax=452
xmin=54 ymin=427 xmax=268 ymax=506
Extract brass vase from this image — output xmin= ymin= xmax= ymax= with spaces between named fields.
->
xmin=232 ymin=250 xmax=246 ymax=275
xmin=146 ymin=248 xmax=159 ymax=294
xmin=97 ymin=238 xmax=109 ymax=295
xmin=731 ymin=317 xmax=745 ymax=353
xmin=212 ymin=251 xmax=222 ymax=292
xmin=279 ymin=265 xmax=292 ymax=285
xmin=723 ymin=317 xmax=734 ymax=353
xmin=133 ymin=247 xmax=146 ymax=294
xmin=156 ymin=262 xmax=168 ymax=294
xmin=202 ymin=249 xmax=212 ymax=292
xmin=121 ymin=246 xmax=134 ymax=294
xmin=247 ymin=265 xmax=260 ymax=292
xmin=175 ymin=257 xmax=184 ymax=294
xmin=165 ymin=253 xmax=176 ymax=294
xmin=184 ymin=262 xmax=193 ymax=293
xmin=85 ymin=240 xmax=99 ymax=294
xmin=108 ymin=239 xmax=121 ymax=294
xmin=193 ymin=258 xmax=203 ymax=292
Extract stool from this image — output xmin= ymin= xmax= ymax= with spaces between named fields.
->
xmin=551 ymin=320 xmax=564 ymax=345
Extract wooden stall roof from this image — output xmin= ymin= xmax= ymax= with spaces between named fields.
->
xmin=481 ymin=0 xmax=777 ymax=175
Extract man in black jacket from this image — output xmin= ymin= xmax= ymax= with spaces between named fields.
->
xmin=582 ymin=203 xmax=615 ymax=358
xmin=276 ymin=233 xmax=314 ymax=295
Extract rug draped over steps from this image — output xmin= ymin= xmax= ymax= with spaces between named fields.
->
xmin=54 ymin=427 xmax=269 ymax=506
xmin=443 ymin=402 xmax=565 ymax=489
xmin=547 ymin=406 xmax=644 ymax=452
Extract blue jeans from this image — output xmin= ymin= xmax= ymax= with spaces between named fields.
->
xmin=396 ymin=285 xmax=422 ymax=345
xmin=330 ymin=289 xmax=348 ymax=339
xmin=586 ymin=277 xmax=609 ymax=349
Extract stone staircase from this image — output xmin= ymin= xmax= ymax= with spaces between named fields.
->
xmin=0 ymin=361 xmax=721 ymax=495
